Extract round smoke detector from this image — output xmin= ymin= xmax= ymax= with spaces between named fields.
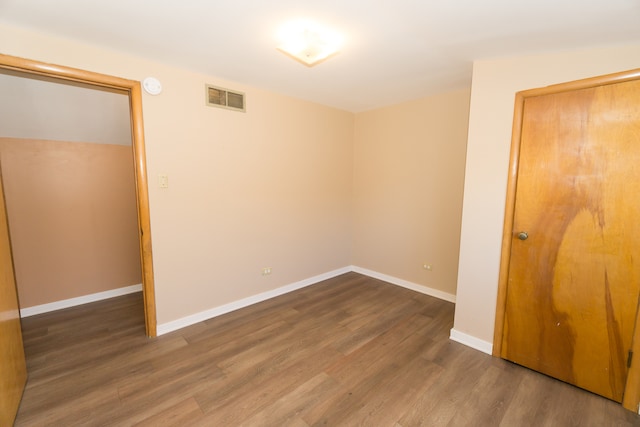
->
xmin=142 ymin=77 xmax=162 ymax=95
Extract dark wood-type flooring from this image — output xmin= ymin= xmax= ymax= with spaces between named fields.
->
xmin=14 ymin=273 xmax=640 ymax=426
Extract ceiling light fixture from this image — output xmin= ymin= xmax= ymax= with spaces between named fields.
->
xmin=277 ymin=20 xmax=343 ymax=67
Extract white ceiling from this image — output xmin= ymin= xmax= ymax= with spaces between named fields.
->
xmin=1 ymin=0 xmax=640 ymax=112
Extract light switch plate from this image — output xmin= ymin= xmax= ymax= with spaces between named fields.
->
xmin=158 ymin=174 xmax=169 ymax=188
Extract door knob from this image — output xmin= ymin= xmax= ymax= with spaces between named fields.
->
xmin=517 ymin=231 xmax=529 ymax=240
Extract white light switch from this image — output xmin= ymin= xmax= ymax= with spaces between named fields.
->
xmin=158 ymin=174 xmax=169 ymax=188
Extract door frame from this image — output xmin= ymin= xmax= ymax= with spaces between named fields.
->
xmin=492 ymin=68 xmax=640 ymax=412
xmin=0 ymin=163 xmax=27 ymax=427
xmin=0 ymin=53 xmax=157 ymax=337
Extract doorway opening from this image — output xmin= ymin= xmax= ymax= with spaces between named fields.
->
xmin=0 ymin=53 xmax=157 ymax=337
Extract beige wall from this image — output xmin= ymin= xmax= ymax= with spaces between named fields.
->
xmin=0 ymin=138 xmax=141 ymax=308
xmin=454 ymin=44 xmax=640 ymax=346
xmin=353 ymin=89 xmax=471 ymax=297
xmin=0 ymin=23 xmax=355 ymax=324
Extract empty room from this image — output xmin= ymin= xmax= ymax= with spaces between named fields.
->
xmin=1 ymin=1 xmax=640 ymax=426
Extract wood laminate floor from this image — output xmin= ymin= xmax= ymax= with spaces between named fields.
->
xmin=13 ymin=273 xmax=640 ymax=426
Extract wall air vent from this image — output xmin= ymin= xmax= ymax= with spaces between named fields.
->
xmin=205 ymin=84 xmax=246 ymax=112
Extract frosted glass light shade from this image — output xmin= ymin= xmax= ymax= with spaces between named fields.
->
xmin=277 ymin=21 xmax=343 ymax=67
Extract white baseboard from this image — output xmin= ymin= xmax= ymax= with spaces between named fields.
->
xmin=449 ymin=328 xmax=493 ymax=355
xmin=20 ymin=284 xmax=143 ymax=317
xmin=350 ymin=265 xmax=456 ymax=303
xmin=158 ymin=265 xmax=459 ymax=336
xmin=157 ymin=266 xmax=352 ymax=336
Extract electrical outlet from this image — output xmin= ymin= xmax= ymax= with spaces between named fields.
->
xmin=423 ymin=264 xmax=433 ymax=271
xmin=262 ymin=267 xmax=272 ymax=276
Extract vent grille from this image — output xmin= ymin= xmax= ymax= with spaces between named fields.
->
xmin=206 ymin=84 xmax=246 ymax=112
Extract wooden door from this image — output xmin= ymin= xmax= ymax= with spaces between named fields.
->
xmin=497 ymin=75 xmax=640 ymax=403
xmin=0 ymin=165 xmax=27 ymax=425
